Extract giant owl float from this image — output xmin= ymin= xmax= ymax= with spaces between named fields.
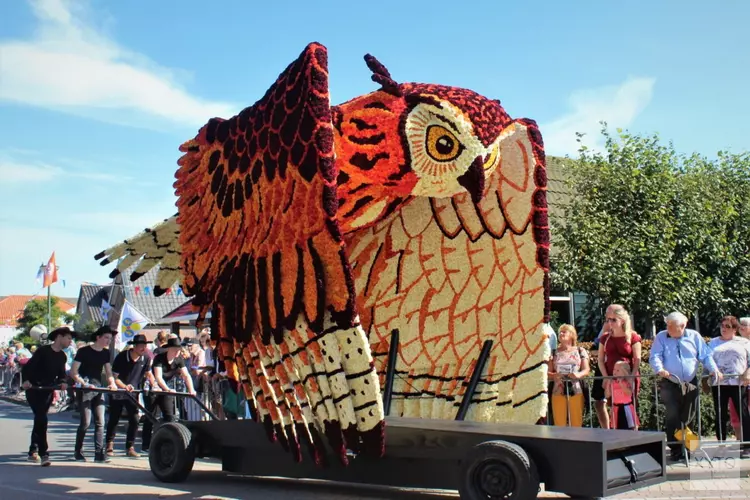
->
xmin=96 ymin=42 xmax=551 ymax=466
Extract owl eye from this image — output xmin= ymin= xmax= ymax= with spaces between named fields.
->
xmin=425 ymin=124 xmax=463 ymax=162
xmin=484 ymin=144 xmax=499 ymax=170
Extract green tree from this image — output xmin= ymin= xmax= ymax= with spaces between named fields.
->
xmin=14 ymin=297 xmax=77 ymax=345
xmin=77 ymin=320 xmax=100 ymax=336
xmin=552 ymin=125 xmax=750 ymax=336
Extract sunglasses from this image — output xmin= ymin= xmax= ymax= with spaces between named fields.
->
xmin=721 ymin=324 xmax=737 ymax=329
xmin=605 ymin=318 xmax=618 ymax=323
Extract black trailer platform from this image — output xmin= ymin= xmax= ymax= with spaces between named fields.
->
xmin=148 ymin=414 xmax=666 ymax=499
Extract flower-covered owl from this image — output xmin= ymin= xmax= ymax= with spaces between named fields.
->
xmin=95 ymin=42 xmax=550 ymax=466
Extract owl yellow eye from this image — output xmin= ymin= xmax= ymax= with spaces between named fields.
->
xmin=484 ymin=144 xmax=499 ymax=170
xmin=425 ymin=124 xmax=463 ymax=162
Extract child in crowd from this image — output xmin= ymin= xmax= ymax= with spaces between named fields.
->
xmin=608 ymin=360 xmax=639 ymax=430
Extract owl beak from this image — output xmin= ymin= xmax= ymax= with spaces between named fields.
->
xmin=457 ymin=156 xmax=486 ymax=204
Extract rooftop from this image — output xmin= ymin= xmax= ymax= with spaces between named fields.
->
xmin=0 ymin=295 xmax=77 ymax=327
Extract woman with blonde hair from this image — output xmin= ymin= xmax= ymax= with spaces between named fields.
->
xmin=548 ymin=324 xmax=591 ymax=427
xmin=598 ymin=304 xmax=642 ymax=429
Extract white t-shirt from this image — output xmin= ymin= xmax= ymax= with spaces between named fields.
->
xmin=708 ymin=336 xmax=750 ymax=386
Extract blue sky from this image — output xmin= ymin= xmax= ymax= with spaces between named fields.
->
xmin=1 ymin=0 xmax=748 ymax=297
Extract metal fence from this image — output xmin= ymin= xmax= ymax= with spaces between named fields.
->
xmin=0 ymin=363 xmax=20 ymax=392
xmin=550 ymin=372 xmax=749 ymax=449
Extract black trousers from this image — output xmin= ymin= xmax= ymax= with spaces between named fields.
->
xmin=105 ymin=397 xmax=140 ymax=449
xmin=75 ymin=392 xmax=105 ymax=455
xmin=27 ymin=390 xmax=54 ymax=456
xmin=711 ymin=385 xmax=750 ymax=450
xmin=658 ymin=378 xmax=699 ymax=455
xmin=141 ymin=393 xmax=176 ymax=450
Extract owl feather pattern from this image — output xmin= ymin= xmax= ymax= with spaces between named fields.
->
xmin=95 ymin=42 xmax=551 ymax=465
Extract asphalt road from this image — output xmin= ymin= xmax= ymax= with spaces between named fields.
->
xmin=0 ymin=400 xmax=460 ymax=500
xmin=2 ymin=399 xmax=749 ymax=500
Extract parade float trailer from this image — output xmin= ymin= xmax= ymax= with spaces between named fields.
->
xmin=95 ymin=42 xmax=666 ymax=499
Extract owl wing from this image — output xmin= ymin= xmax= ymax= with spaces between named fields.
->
xmin=345 ymin=119 xmax=551 ymax=424
xmin=93 ymin=214 xmax=183 ymax=291
xmin=95 ymin=43 xmax=384 ymax=465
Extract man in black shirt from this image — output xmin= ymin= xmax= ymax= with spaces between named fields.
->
xmin=21 ymin=326 xmax=76 ymax=466
xmin=141 ymin=337 xmax=196 ymax=451
xmin=70 ymin=326 xmax=118 ymax=462
xmin=105 ymin=334 xmax=154 ymax=457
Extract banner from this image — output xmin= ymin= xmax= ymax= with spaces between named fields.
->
xmin=115 ymin=300 xmax=150 ymax=350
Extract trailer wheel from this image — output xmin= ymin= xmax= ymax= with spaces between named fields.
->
xmin=459 ymin=440 xmax=540 ymax=500
xmin=149 ymin=422 xmax=196 ymax=483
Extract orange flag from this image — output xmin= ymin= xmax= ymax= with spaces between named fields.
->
xmin=43 ymin=252 xmax=58 ymax=288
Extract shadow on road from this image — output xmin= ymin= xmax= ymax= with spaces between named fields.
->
xmin=0 ymin=400 xmax=459 ymax=498
xmin=0 ymin=458 xmax=459 ymax=499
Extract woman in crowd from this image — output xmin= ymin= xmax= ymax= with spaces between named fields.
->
xmin=548 ymin=324 xmax=590 ymax=427
xmin=598 ymin=304 xmax=642 ymax=430
xmin=708 ymin=315 xmax=750 ymax=457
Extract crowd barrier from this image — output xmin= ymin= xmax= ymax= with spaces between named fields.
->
xmin=546 ymin=371 xmax=750 ymax=449
xmin=9 ymin=362 xmax=749 ymax=452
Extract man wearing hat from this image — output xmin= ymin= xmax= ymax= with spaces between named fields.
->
xmin=70 ymin=326 xmax=118 ymax=462
xmin=20 ymin=326 xmax=76 ymax=466
xmin=104 ymin=333 xmax=154 ymax=458
xmin=141 ymin=336 xmax=196 ymax=451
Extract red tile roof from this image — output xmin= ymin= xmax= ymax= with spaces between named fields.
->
xmin=0 ymin=295 xmax=77 ymax=327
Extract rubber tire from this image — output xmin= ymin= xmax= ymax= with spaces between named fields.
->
xmin=459 ymin=440 xmax=540 ymax=500
xmin=149 ymin=422 xmax=196 ymax=483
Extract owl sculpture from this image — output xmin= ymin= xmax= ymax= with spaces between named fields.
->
xmin=95 ymin=42 xmax=551 ymax=466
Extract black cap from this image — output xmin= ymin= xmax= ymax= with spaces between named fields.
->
xmin=48 ymin=327 xmax=78 ymax=341
xmin=163 ymin=337 xmax=182 ymax=349
xmin=93 ymin=326 xmax=117 ymax=339
xmin=127 ymin=334 xmax=152 ymax=345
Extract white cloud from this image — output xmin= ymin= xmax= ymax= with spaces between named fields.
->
xmin=541 ymin=77 xmax=656 ymax=157
xmin=0 ymin=153 xmax=131 ymax=183
xmin=0 ymin=0 xmax=236 ymax=128
xmin=0 ymin=160 xmax=63 ymax=182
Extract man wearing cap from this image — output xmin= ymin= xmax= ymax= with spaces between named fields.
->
xmin=70 ymin=326 xmax=118 ymax=462
xmin=105 ymin=334 xmax=154 ymax=458
xmin=21 ymin=326 xmax=76 ymax=466
xmin=141 ymin=336 xmax=196 ymax=451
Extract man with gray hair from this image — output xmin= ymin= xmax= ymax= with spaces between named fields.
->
xmin=739 ymin=317 xmax=750 ymax=340
xmin=650 ymin=311 xmax=722 ymax=461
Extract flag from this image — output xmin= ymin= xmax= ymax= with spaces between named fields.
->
xmin=35 ymin=263 xmax=44 ymax=285
xmin=116 ymin=300 xmax=151 ymax=350
xmin=101 ymin=298 xmax=112 ymax=322
xmin=43 ymin=252 xmax=59 ymax=288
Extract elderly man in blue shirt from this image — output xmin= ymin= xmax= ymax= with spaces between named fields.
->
xmin=650 ymin=311 xmax=723 ymax=461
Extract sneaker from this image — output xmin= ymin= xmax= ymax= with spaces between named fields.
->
xmin=94 ymin=453 xmax=110 ymax=463
xmin=74 ymin=451 xmax=87 ymax=462
xmin=27 ymin=452 xmax=40 ymax=462
xmin=126 ymin=447 xmax=140 ymax=458
xmin=40 ymin=455 xmax=51 ymax=467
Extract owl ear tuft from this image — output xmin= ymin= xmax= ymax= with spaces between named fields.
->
xmin=364 ymin=54 xmax=402 ymax=97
